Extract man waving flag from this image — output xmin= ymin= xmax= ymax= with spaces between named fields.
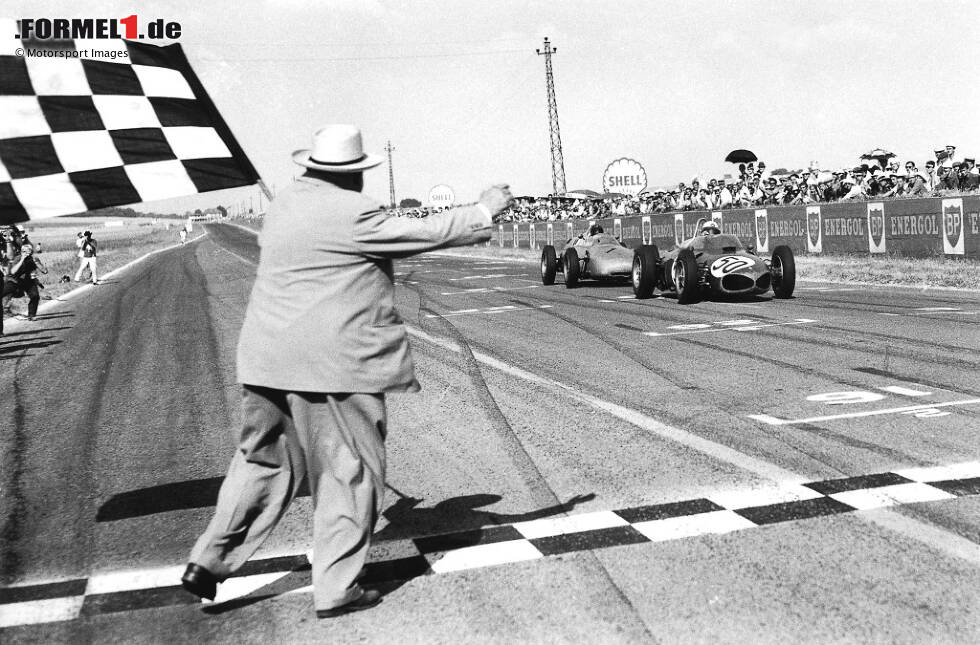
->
xmin=0 ymin=18 xmax=260 ymax=224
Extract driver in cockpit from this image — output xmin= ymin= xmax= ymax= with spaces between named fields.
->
xmin=701 ymin=221 xmax=721 ymax=236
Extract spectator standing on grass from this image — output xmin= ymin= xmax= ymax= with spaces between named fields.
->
xmin=179 ymin=227 xmax=188 ymax=244
xmin=1 ymin=244 xmax=46 ymax=325
xmin=74 ymin=231 xmax=99 ymax=285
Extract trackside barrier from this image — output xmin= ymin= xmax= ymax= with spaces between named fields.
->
xmin=489 ymin=196 xmax=980 ymax=258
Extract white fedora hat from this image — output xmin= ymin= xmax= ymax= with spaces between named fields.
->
xmin=292 ymin=124 xmax=384 ymax=173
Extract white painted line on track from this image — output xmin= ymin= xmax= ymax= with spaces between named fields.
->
xmin=428 ymin=540 xmax=542 ymax=574
xmin=440 ymin=285 xmax=541 ymax=295
xmin=405 ymin=324 xmax=980 ymax=566
xmin=893 ymin=461 xmax=980 ymax=482
xmin=447 ymin=274 xmax=529 ymax=281
xmin=632 ymin=511 xmax=756 ymax=542
xmin=86 ymin=565 xmax=186 ymax=595
xmin=747 ymin=398 xmax=980 ymax=426
xmin=513 ymin=511 xmax=630 ymax=539
xmin=645 ymin=319 xmax=816 ymax=337
xmin=405 ymin=325 xmax=806 ymax=485
xmin=830 ymin=483 xmax=956 ymax=510
xmin=707 ymin=484 xmax=825 ymax=509
xmin=0 ymin=596 xmax=85 ymax=628
xmin=425 ymin=305 xmax=552 ymax=318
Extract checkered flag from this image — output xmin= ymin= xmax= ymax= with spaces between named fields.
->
xmin=0 ymin=19 xmax=261 ymax=224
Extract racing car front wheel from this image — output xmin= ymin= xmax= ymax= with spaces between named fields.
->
xmin=541 ymin=245 xmax=557 ymax=285
xmin=771 ymin=245 xmax=796 ymax=299
xmin=674 ymin=248 xmax=701 ymax=304
xmin=563 ymin=247 xmax=581 ymax=288
xmin=632 ymin=244 xmax=660 ymax=299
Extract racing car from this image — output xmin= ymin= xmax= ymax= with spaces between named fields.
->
xmin=631 ymin=218 xmax=796 ymax=303
xmin=540 ymin=226 xmax=634 ymax=288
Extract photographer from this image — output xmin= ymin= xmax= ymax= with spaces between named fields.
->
xmin=73 ymin=230 xmax=99 ymax=284
xmin=1 ymin=244 xmax=46 ymax=328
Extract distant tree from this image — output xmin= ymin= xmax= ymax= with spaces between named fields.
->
xmin=194 ymin=209 xmax=203 ymax=217
xmin=216 ymin=205 xmax=228 ymax=218
xmin=399 ymin=198 xmax=421 ymax=207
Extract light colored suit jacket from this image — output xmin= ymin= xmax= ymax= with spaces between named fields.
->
xmin=237 ymin=176 xmax=492 ymax=392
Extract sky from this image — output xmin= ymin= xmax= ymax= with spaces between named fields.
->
xmin=10 ymin=0 xmax=980 ymax=213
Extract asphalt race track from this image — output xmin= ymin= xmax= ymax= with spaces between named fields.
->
xmin=1 ymin=222 xmax=978 ymax=644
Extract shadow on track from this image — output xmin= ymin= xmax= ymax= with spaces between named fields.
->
xmin=197 ymin=488 xmax=595 ymax=616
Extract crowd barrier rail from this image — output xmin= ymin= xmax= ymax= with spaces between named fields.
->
xmin=490 ymin=196 xmax=980 ymax=259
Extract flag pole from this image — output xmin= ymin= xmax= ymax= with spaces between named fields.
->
xmin=257 ymin=179 xmax=273 ymax=203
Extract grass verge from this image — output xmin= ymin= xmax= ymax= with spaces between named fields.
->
xmin=4 ymin=218 xmax=195 ymax=317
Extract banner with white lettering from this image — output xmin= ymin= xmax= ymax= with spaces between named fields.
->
xmin=942 ymin=198 xmax=965 ymax=255
xmin=867 ymin=202 xmax=886 ymax=254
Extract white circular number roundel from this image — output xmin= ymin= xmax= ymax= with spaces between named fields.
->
xmin=709 ymin=256 xmax=753 ymax=278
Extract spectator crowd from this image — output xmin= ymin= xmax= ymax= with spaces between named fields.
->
xmin=389 ymin=145 xmax=979 ymax=222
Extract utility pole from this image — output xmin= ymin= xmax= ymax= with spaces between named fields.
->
xmin=385 ymin=140 xmax=396 ymax=208
xmin=536 ymin=37 xmax=566 ymax=195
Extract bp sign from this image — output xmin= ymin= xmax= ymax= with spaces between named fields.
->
xmin=602 ymin=158 xmax=647 ymax=196
xmin=428 ymin=184 xmax=456 ymax=207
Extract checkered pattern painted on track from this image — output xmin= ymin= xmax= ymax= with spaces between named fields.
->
xmin=2 ymin=462 xmax=978 ymax=629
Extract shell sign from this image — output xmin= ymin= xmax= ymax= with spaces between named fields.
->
xmin=428 ymin=184 xmax=456 ymax=207
xmin=602 ymin=158 xmax=647 ymax=197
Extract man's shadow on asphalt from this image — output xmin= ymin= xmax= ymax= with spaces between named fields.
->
xmin=0 ymin=336 xmax=63 ymax=357
xmin=199 ymin=487 xmax=595 ymax=615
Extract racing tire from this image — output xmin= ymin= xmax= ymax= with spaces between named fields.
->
xmin=659 ymin=258 xmax=673 ymax=291
xmin=563 ymin=247 xmax=581 ymax=288
xmin=632 ymin=244 xmax=660 ymax=299
xmin=673 ymin=248 xmax=701 ymax=304
xmin=540 ymin=245 xmax=557 ymax=285
xmin=771 ymin=245 xmax=796 ymax=299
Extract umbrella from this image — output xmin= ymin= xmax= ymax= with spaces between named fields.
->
xmin=563 ymin=189 xmax=601 ymax=199
xmin=724 ymin=149 xmax=758 ymax=163
xmin=860 ymin=148 xmax=895 ymax=169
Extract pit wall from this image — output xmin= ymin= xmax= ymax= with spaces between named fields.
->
xmin=489 ymin=196 xmax=980 ymax=258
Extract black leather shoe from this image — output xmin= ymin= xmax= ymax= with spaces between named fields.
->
xmin=181 ymin=563 xmax=218 ymax=601
xmin=316 ymin=589 xmax=382 ymax=618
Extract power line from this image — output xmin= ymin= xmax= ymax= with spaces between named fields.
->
xmin=196 ymin=49 xmax=529 ymax=63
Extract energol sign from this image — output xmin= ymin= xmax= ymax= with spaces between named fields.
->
xmin=602 ymin=158 xmax=647 ymax=196
xmin=428 ymin=184 xmax=455 ymax=207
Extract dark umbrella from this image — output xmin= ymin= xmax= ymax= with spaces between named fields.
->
xmin=860 ymin=148 xmax=895 ymax=169
xmin=724 ymin=149 xmax=758 ymax=163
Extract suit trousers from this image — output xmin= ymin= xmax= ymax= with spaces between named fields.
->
xmin=189 ymin=385 xmax=387 ymax=609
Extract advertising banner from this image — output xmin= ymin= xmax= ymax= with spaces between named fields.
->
xmin=867 ymin=202 xmax=886 ymax=254
xmin=806 ymin=206 xmax=822 ymax=253
xmin=755 ymin=209 xmax=769 ymax=253
xmin=942 ymin=198 xmax=965 ymax=255
xmin=602 ymin=158 xmax=648 ymax=197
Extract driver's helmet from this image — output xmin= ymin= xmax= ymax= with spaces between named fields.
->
xmin=588 ymin=224 xmax=604 ymax=236
xmin=701 ymin=221 xmax=721 ymax=236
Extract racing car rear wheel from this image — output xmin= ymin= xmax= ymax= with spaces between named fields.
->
xmin=771 ymin=245 xmax=796 ymax=299
xmin=541 ymin=245 xmax=557 ymax=285
xmin=563 ymin=247 xmax=581 ymax=288
xmin=632 ymin=244 xmax=660 ymax=299
xmin=674 ymin=248 xmax=701 ymax=304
